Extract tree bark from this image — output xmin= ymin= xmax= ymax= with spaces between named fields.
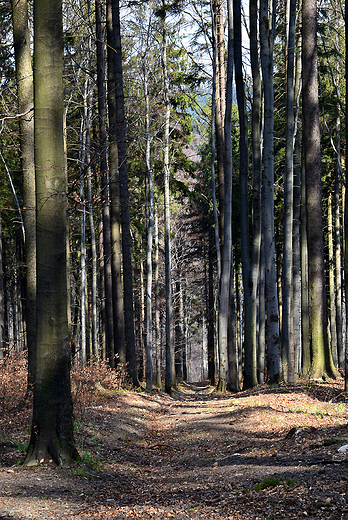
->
xmin=111 ymin=0 xmax=137 ymax=384
xmin=154 ymin=211 xmax=162 ymax=388
xmin=282 ymin=0 xmax=296 ymax=382
xmin=25 ymin=0 xmax=78 ymax=466
xmin=96 ymin=0 xmax=115 ymax=367
xmin=302 ymin=0 xmax=336 ymax=378
xmin=162 ymin=14 xmax=175 ymax=394
xmin=215 ymin=0 xmax=226 ymax=241
xmin=144 ymin=59 xmax=154 ymax=391
xmin=106 ymin=0 xmax=126 ymax=368
xmin=248 ymin=0 xmax=262 ymax=386
xmin=217 ymin=0 xmax=233 ymax=392
xmin=11 ymin=0 xmax=36 ymax=388
xmin=260 ymin=0 xmax=280 ymax=382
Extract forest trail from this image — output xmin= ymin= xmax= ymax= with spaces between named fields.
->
xmin=1 ymin=378 xmax=348 ymax=519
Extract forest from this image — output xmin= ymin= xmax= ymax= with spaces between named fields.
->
xmin=0 ymin=0 xmax=347 ymax=465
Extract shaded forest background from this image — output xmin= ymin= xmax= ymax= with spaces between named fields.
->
xmin=0 ymin=0 xmax=347 ymax=394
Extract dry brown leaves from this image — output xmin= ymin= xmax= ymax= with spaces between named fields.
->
xmin=1 ymin=357 xmax=348 ymax=519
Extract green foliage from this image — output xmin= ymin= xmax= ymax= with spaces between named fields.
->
xmin=254 ymin=476 xmax=297 ymax=492
xmin=323 ymin=438 xmax=346 ymax=446
xmin=254 ymin=477 xmax=282 ymax=491
xmin=69 ymin=450 xmax=101 ymax=477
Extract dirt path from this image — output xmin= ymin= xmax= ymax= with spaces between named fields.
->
xmin=1 ymin=380 xmax=348 ymax=519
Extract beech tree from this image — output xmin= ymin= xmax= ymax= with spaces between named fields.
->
xmin=260 ymin=0 xmax=280 ymax=382
xmin=25 ymin=0 xmax=78 ymax=466
xmin=217 ymin=0 xmax=233 ymax=392
xmin=302 ymin=0 xmax=336 ymax=379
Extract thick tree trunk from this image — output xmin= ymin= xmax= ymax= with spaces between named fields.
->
xmin=106 ymin=0 xmax=126 ymax=368
xmin=25 ymin=0 xmax=78 ymax=466
xmin=302 ymin=0 xmax=336 ymax=378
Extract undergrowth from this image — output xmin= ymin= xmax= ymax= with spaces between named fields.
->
xmin=0 ymin=352 xmax=129 ymax=425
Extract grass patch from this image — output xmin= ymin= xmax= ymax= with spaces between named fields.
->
xmin=255 ymin=476 xmax=297 ymax=491
xmin=255 ymin=477 xmax=282 ymax=491
xmin=323 ymin=438 xmax=346 ymax=447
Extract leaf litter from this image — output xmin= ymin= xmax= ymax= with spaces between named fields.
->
xmin=1 ymin=360 xmax=348 ymax=519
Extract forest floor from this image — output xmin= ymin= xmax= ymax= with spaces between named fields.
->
xmin=1 ymin=363 xmax=348 ymax=519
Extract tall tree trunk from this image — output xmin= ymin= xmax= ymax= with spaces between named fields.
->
xmin=11 ymin=0 xmax=36 ymax=388
xmin=154 ymin=211 xmax=161 ymax=387
xmin=111 ymin=0 xmax=137 ymax=384
xmin=328 ymin=191 xmax=338 ymax=366
xmin=293 ymin=120 xmax=301 ymax=378
xmin=282 ymin=0 xmax=296 ymax=382
xmin=106 ymin=0 xmax=126 ymax=368
xmin=248 ymin=0 xmax=262 ymax=386
xmin=161 ymin=14 xmax=174 ymax=394
xmin=208 ymin=226 xmax=216 ymax=385
xmin=210 ymin=0 xmax=221 ymax=281
xmin=96 ymin=0 xmax=115 ymax=367
xmin=78 ymin=79 xmax=89 ymax=366
xmin=293 ymin=30 xmax=302 ymax=379
xmin=86 ymin=136 xmax=99 ymax=359
xmin=215 ymin=0 xmax=226 ymax=240
xmin=25 ymin=0 xmax=78 ymax=465
xmin=232 ymin=0 xmax=252 ymax=388
xmin=335 ymin=115 xmax=343 ymax=368
xmin=260 ymin=0 xmax=280 ymax=382
xmin=258 ymin=231 xmax=266 ymax=380
xmin=301 ymin=152 xmax=310 ymax=375
xmin=217 ymin=0 xmax=233 ymax=392
xmin=234 ymin=0 xmax=253 ymax=388
xmin=144 ymin=61 xmax=154 ymax=391
xmin=302 ymin=0 xmax=336 ymax=378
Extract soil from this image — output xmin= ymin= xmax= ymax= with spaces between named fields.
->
xmin=1 ymin=378 xmax=348 ymax=519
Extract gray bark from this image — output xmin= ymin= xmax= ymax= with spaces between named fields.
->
xmin=260 ymin=0 xmax=280 ymax=382
xmin=282 ymin=0 xmax=296 ymax=382
xmin=249 ymin=0 xmax=262 ymax=385
xmin=25 ymin=0 xmax=78 ymax=465
xmin=217 ymin=0 xmax=233 ymax=392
